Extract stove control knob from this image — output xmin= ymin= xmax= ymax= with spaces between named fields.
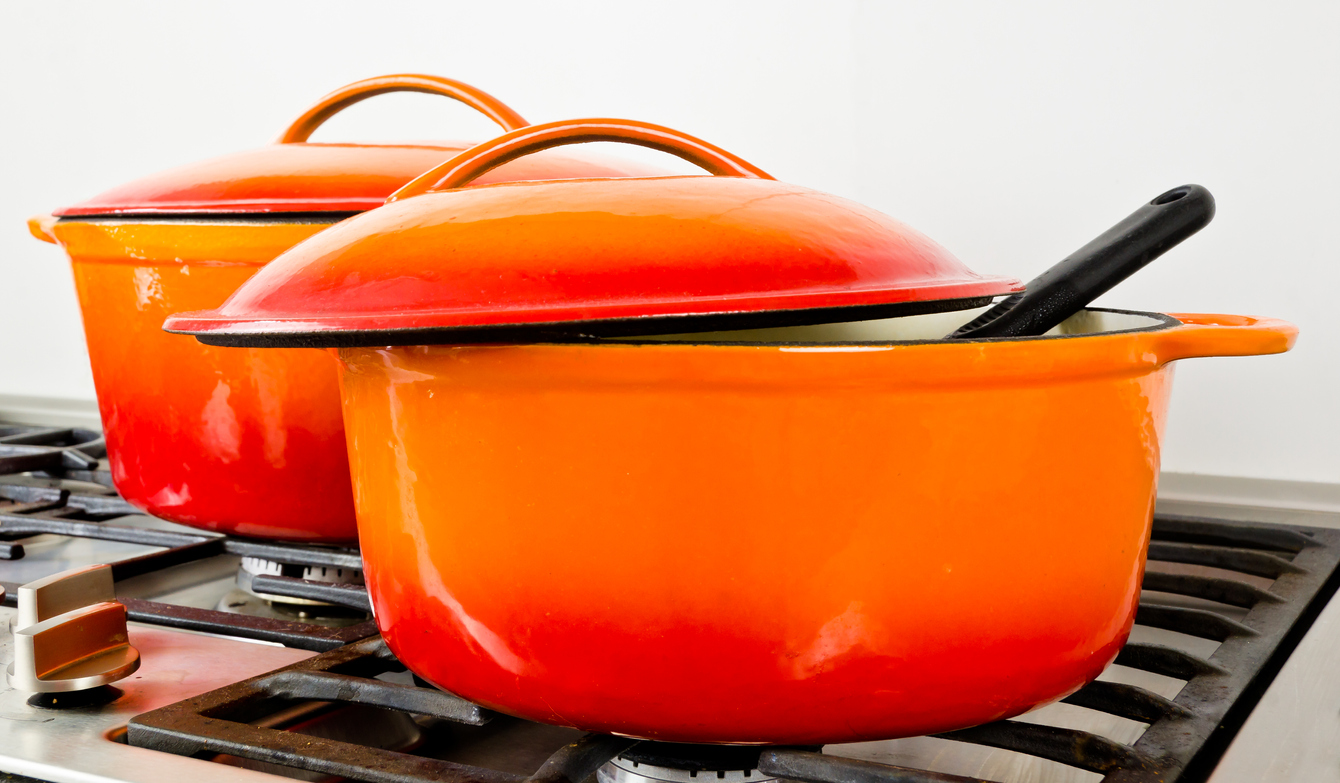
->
xmin=16 ymin=563 xmax=115 ymax=629
xmin=5 ymin=564 xmax=140 ymax=693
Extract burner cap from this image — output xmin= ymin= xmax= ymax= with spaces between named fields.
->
xmin=237 ymin=556 xmax=364 ymax=607
xmin=598 ymin=757 xmax=775 ymax=783
xmin=597 ymin=743 xmax=790 ymax=783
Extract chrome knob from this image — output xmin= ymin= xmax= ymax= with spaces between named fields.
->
xmin=5 ymin=564 xmax=140 ymax=693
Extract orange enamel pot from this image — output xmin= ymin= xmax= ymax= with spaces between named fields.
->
xmin=30 ymin=78 xmax=666 ymax=542
xmin=327 ymin=309 xmax=1294 ymax=744
xmin=167 ymin=120 xmax=1297 ymax=742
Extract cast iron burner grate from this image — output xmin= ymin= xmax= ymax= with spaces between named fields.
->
xmin=127 ymin=513 xmax=1340 ymax=783
xmin=0 ymin=423 xmax=105 ymax=478
xmin=0 ymin=421 xmax=377 ymax=650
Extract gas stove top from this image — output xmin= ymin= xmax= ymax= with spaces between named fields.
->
xmin=2 ymin=421 xmax=1338 ymax=783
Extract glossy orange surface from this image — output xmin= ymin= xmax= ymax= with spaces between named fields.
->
xmin=337 ymin=311 xmax=1294 ymax=743
xmin=54 ymin=143 xmax=666 ymax=217
xmin=57 ymin=73 xmax=530 ymax=216
xmin=275 ymin=73 xmax=528 ymax=144
xmin=167 ymin=120 xmax=1020 ymax=344
xmin=59 ymin=220 xmax=356 ymax=540
xmin=37 ymin=82 xmax=673 ymax=541
xmin=385 ymin=117 xmax=773 ymax=201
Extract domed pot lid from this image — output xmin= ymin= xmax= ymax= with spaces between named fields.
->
xmin=165 ymin=119 xmax=1023 ymax=347
xmin=53 ymin=75 xmax=664 ymax=218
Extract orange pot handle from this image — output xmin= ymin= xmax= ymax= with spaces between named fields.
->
xmin=386 ymin=118 xmax=774 ymax=202
xmin=1155 ymin=313 xmax=1298 ymax=363
xmin=28 ymin=214 xmax=58 ymax=244
xmin=275 ymin=74 xmax=529 ymax=144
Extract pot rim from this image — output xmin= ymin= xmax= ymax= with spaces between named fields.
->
xmin=594 ymin=306 xmax=1181 ymax=347
xmin=331 ymin=309 xmax=1297 ymax=373
xmin=518 ymin=308 xmax=1296 ymax=368
xmin=256 ymin=308 xmax=1183 ymax=350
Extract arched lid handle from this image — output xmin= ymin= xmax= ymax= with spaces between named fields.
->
xmin=386 ymin=118 xmax=774 ymax=202
xmin=276 ymin=74 xmax=529 ymax=144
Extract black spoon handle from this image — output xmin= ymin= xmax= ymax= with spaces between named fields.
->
xmin=949 ymin=184 xmax=1215 ymax=340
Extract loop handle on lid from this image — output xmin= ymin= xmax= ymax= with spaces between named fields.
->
xmin=386 ymin=118 xmax=774 ymax=202
xmin=276 ymin=74 xmax=529 ymax=144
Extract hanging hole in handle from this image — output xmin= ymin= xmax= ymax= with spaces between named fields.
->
xmin=1152 ymin=187 xmax=1190 ymax=205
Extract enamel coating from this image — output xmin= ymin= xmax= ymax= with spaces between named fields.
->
xmin=57 ymin=73 xmax=533 ymax=217
xmin=171 ymin=177 xmax=1018 ymax=340
xmin=59 ymin=220 xmax=354 ymax=540
xmin=386 ymin=117 xmax=774 ymax=201
xmin=275 ymin=73 xmax=528 ymax=144
xmin=34 ymin=83 xmax=671 ymax=541
xmin=53 ymin=145 xmax=664 ymax=218
xmin=166 ymin=120 xmax=1020 ymax=343
xmin=336 ymin=313 xmax=1295 ymax=743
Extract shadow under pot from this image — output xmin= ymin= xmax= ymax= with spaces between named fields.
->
xmin=165 ymin=119 xmax=1296 ymax=743
xmin=29 ymin=75 xmax=670 ymax=543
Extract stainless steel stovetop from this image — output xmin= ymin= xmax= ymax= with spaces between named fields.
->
xmin=1 ymin=423 xmax=1338 ymax=783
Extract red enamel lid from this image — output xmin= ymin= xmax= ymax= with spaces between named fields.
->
xmin=166 ymin=119 xmax=1023 ymax=347
xmin=54 ymin=75 xmax=666 ymax=217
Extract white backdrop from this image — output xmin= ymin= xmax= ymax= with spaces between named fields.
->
xmin=1 ymin=1 xmax=1336 ymax=483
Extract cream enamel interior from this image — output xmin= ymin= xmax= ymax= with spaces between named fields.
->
xmin=612 ymin=307 xmax=1171 ymax=344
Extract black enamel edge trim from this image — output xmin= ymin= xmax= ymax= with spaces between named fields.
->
xmin=177 ymin=296 xmax=996 ymax=348
xmin=54 ymin=212 xmax=361 ymax=225
xmin=178 ymin=304 xmax=1179 ymax=350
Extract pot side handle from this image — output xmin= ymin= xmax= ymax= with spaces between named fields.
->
xmin=275 ymin=74 xmax=529 ymax=144
xmin=386 ymin=118 xmax=774 ymax=202
xmin=27 ymin=214 xmax=58 ymax=244
xmin=1155 ymin=313 xmax=1298 ymax=363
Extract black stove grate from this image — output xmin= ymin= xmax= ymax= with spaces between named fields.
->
xmin=0 ymin=424 xmax=104 ymax=477
xmin=0 ymin=421 xmax=378 ymax=650
xmin=127 ymin=512 xmax=1340 ymax=783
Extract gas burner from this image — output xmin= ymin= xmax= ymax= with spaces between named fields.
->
xmin=599 ymin=758 xmax=774 ymax=783
xmin=214 ymin=587 xmax=369 ymax=627
xmin=237 ymin=555 xmax=364 ymax=607
xmin=598 ymin=744 xmax=778 ymax=783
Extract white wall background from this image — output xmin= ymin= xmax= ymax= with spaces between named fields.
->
xmin=1 ymin=1 xmax=1336 ymax=484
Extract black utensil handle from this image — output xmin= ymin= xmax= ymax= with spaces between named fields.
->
xmin=950 ymin=184 xmax=1215 ymax=339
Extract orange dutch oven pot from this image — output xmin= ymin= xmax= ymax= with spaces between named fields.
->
xmin=168 ymin=120 xmax=1297 ymax=743
xmin=29 ymin=77 xmax=666 ymax=542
